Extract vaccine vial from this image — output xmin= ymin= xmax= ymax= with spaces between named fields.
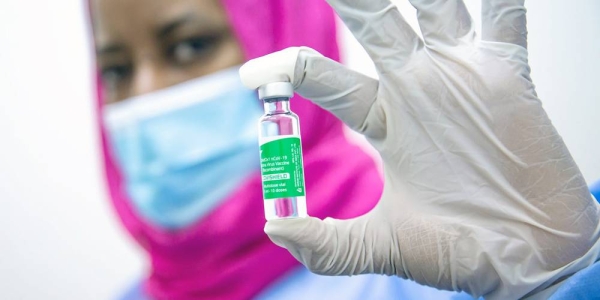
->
xmin=258 ymin=82 xmax=308 ymax=220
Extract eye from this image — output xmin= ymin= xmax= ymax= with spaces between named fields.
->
xmin=167 ymin=35 xmax=221 ymax=66
xmin=101 ymin=64 xmax=132 ymax=87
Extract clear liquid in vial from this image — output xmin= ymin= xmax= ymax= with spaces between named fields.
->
xmin=259 ymin=98 xmax=307 ymax=220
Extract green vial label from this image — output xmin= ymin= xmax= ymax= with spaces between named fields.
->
xmin=259 ymin=136 xmax=306 ymax=200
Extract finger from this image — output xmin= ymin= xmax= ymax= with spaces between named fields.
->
xmin=482 ymin=0 xmax=527 ymax=48
xmin=409 ymin=0 xmax=475 ymax=46
xmin=240 ymin=47 xmax=386 ymax=139
xmin=264 ymin=216 xmax=396 ymax=276
xmin=294 ymin=50 xmax=386 ymax=139
xmin=239 ymin=47 xmax=307 ymax=90
xmin=326 ymin=0 xmax=422 ymax=71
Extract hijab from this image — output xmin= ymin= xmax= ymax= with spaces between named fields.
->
xmin=95 ymin=0 xmax=383 ymax=298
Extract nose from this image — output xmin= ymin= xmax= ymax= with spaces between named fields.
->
xmin=130 ymin=61 xmax=167 ymax=97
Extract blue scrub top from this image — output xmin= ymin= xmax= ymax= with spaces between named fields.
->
xmin=590 ymin=180 xmax=600 ymax=203
xmin=256 ymin=266 xmax=471 ymax=300
xmin=120 ymin=267 xmax=471 ymax=300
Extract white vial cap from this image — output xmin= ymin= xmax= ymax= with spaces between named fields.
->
xmin=258 ymin=82 xmax=294 ymax=100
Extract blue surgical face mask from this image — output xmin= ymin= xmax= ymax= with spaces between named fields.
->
xmin=103 ymin=66 xmax=262 ymax=229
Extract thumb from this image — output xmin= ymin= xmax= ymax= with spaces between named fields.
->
xmin=264 ymin=215 xmax=396 ymax=276
xmin=240 ymin=47 xmax=385 ymax=138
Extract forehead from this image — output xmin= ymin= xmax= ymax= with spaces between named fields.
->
xmin=92 ymin=0 xmax=227 ymax=43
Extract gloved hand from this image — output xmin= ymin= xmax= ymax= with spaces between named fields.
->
xmin=240 ymin=0 xmax=600 ymax=299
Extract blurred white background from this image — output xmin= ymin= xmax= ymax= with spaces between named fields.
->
xmin=0 ymin=0 xmax=598 ymax=299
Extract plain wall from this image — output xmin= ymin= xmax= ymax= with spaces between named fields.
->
xmin=0 ymin=1 xmax=598 ymax=299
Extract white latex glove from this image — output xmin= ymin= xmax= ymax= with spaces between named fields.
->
xmin=240 ymin=0 xmax=600 ymax=299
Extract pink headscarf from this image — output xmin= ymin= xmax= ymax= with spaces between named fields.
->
xmin=96 ymin=0 xmax=383 ymax=299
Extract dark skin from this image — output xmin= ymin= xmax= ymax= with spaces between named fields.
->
xmin=92 ymin=0 xmax=245 ymax=103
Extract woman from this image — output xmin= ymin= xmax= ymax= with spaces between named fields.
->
xmin=91 ymin=0 xmax=465 ymax=299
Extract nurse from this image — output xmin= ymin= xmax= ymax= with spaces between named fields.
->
xmin=91 ymin=0 xmax=466 ymax=299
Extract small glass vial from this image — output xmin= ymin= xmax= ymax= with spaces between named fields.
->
xmin=258 ymin=82 xmax=308 ymax=220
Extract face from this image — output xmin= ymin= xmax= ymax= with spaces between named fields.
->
xmin=92 ymin=0 xmax=244 ymax=103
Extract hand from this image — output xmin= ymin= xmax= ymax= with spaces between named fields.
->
xmin=240 ymin=0 xmax=600 ymax=299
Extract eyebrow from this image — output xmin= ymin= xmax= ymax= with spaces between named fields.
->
xmin=156 ymin=14 xmax=197 ymax=38
xmin=97 ymin=44 xmax=125 ymax=55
